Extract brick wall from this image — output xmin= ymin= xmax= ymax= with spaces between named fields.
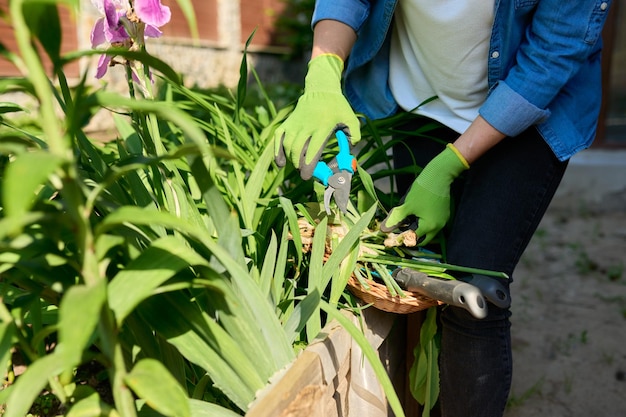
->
xmin=0 ymin=0 xmax=79 ymax=77
xmin=240 ymin=0 xmax=289 ymax=48
xmin=1 ymin=0 xmax=307 ymax=87
xmin=160 ymin=0 xmax=290 ymax=48
xmin=162 ymin=0 xmax=219 ymax=42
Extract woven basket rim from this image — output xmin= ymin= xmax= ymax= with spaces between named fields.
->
xmin=346 ymin=275 xmax=442 ymax=314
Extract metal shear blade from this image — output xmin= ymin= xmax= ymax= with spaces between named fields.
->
xmin=323 ymin=171 xmax=353 ymax=214
xmin=313 ymin=130 xmax=356 ymax=215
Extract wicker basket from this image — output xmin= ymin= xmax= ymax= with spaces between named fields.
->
xmin=346 ymin=275 xmax=442 ymax=314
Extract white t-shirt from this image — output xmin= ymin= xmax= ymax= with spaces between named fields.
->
xmin=389 ymin=0 xmax=495 ymax=133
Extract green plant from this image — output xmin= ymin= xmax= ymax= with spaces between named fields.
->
xmin=0 ymin=1 xmax=412 ymax=416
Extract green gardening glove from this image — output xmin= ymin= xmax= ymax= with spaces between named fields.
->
xmin=274 ymin=54 xmax=361 ymax=180
xmin=380 ymin=144 xmax=470 ymax=245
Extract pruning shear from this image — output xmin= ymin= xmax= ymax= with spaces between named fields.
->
xmin=312 ymin=130 xmax=357 ymax=215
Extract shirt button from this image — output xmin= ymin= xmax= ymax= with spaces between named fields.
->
xmin=600 ymin=2 xmax=608 ymax=10
xmin=491 ymin=51 xmax=500 ymax=59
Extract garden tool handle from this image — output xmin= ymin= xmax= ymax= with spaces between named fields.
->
xmin=335 ymin=130 xmax=356 ymax=173
xmin=393 ymin=268 xmax=488 ymax=319
xmin=312 ymin=130 xmax=356 ymax=186
xmin=459 ymin=274 xmax=511 ymax=309
xmin=313 ymin=162 xmax=333 ymax=186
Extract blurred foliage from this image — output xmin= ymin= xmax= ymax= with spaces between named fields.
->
xmin=274 ymin=0 xmax=315 ymax=59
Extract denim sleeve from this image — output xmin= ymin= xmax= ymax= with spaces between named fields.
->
xmin=312 ymin=0 xmax=371 ymax=32
xmin=484 ymin=0 xmax=611 ymax=136
xmin=479 ymin=81 xmax=550 ymax=137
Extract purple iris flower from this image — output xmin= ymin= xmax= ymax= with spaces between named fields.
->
xmin=90 ymin=0 xmax=171 ymax=79
xmin=134 ymin=0 xmax=171 ymax=28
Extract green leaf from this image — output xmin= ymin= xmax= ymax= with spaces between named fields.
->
xmin=242 ymin=137 xmax=275 ymax=229
xmin=187 ymin=155 xmax=247 ymax=266
xmin=279 ymin=197 xmax=303 ymax=266
xmin=2 ymin=151 xmax=64 ymax=218
xmin=22 ymin=1 xmax=62 ymax=65
xmin=306 ymin=215 xmax=327 ymax=341
xmin=235 ymin=30 xmax=256 ymax=123
xmin=126 ymin=358 xmax=191 ymax=417
xmin=259 ymin=231 xmax=278 ymax=298
xmin=321 ymin=204 xmax=377 ymax=290
xmin=283 ymin=289 xmax=322 ymax=343
xmin=195 ymin=226 xmax=294 ymax=367
xmin=136 ymin=399 xmax=242 ymax=417
xmin=173 ymin=0 xmax=199 ymax=40
xmin=356 ymin=165 xmax=383 ymax=210
xmin=329 ymin=241 xmax=360 ymax=305
xmin=0 ymin=320 xmax=16 ymax=382
xmin=188 ymin=399 xmax=242 ymax=417
xmin=0 ymin=102 xmax=27 ymax=114
xmin=137 ymin=292 xmax=261 ymax=410
xmin=62 ymin=49 xmax=182 ymax=85
xmin=409 ymin=307 xmax=440 ymax=416
xmin=3 ymin=353 xmax=66 ymax=417
xmin=0 ymin=385 xmax=13 ymax=410
xmin=271 ymin=222 xmax=290 ymax=307
xmin=93 ymin=92 xmax=208 ymax=149
xmin=56 ymin=281 xmax=107 ymax=367
xmin=66 ymin=391 xmax=118 ymax=417
xmin=108 ymin=236 xmax=209 ymax=324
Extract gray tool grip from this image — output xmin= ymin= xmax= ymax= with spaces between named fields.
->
xmin=393 ymin=268 xmax=488 ymax=319
xmin=459 ymin=274 xmax=511 ymax=309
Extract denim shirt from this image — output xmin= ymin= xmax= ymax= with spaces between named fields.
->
xmin=312 ymin=0 xmax=612 ymax=161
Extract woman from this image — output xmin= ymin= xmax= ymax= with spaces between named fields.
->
xmin=274 ymin=1 xmax=612 ymax=416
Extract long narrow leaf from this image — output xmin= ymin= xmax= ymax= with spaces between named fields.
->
xmin=271 ymin=222 xmax=290 ymax=308
xmin=97 ymin=206 xmax=293 ymax=368
xmin=56 ymin=281 xmax=107 ymax=366
xmin=125 ymin=358 xmax=191 ymax=417
xmin=279 ymin=197 xmax=303 ymax=266
xmin=321 ymin=204 xmax=377 ymax=290
xmin=242 ymin=139 xmax=275 ymax=229
xmin=173 ymin=0 xmax=199 ymax=41
xmin=410 ymin=307 xmax=440 ymax=417
xmin=2 ymin=151 xmax=64 ymax=218
xmin=0 ymin=320 xmax=15 ymax=383
xmin=66 ymin=390 xmax=117 ymax=417
xmin=259 ymin=231 xmax=278 ymax=297
xmin=188 ymin=399 xmax=242 ymax=417
xmin=107 ymin=235 xmax=208 ymax=324
xmin=329 ymin=242 xmax=360 ymax=305
xmin=283 ymin=289 xmax=322 ymax=344
xmin=3 ymin=354 xmax=66 ymax=417
xmin=187 ymin=155 xmax=247 ymax=266
xmin=137 ymin=292 xmax=260 ymax=410
xmin=306 ymin=215 xmax=327 ymax=341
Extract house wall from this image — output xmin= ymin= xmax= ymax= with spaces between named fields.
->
xmin=0 ymin=0 xmax=308 ymax=88
xmin=0 ymin=0 xmax=80 ymax=77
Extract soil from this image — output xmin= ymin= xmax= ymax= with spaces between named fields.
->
xmin=503 ymin=188 xmax=626 ymax=416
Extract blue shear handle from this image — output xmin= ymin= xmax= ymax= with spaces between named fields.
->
xmin=313 ymin=162 xmax=333 ymax=186
xmin=312 ymin=130 xmax=355 ymax=185
xmin=335 ymin=130 xmax=355 ymax=173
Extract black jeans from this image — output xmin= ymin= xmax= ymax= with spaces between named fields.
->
xmin=392 ymin=116 xmax=569 ymax=417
